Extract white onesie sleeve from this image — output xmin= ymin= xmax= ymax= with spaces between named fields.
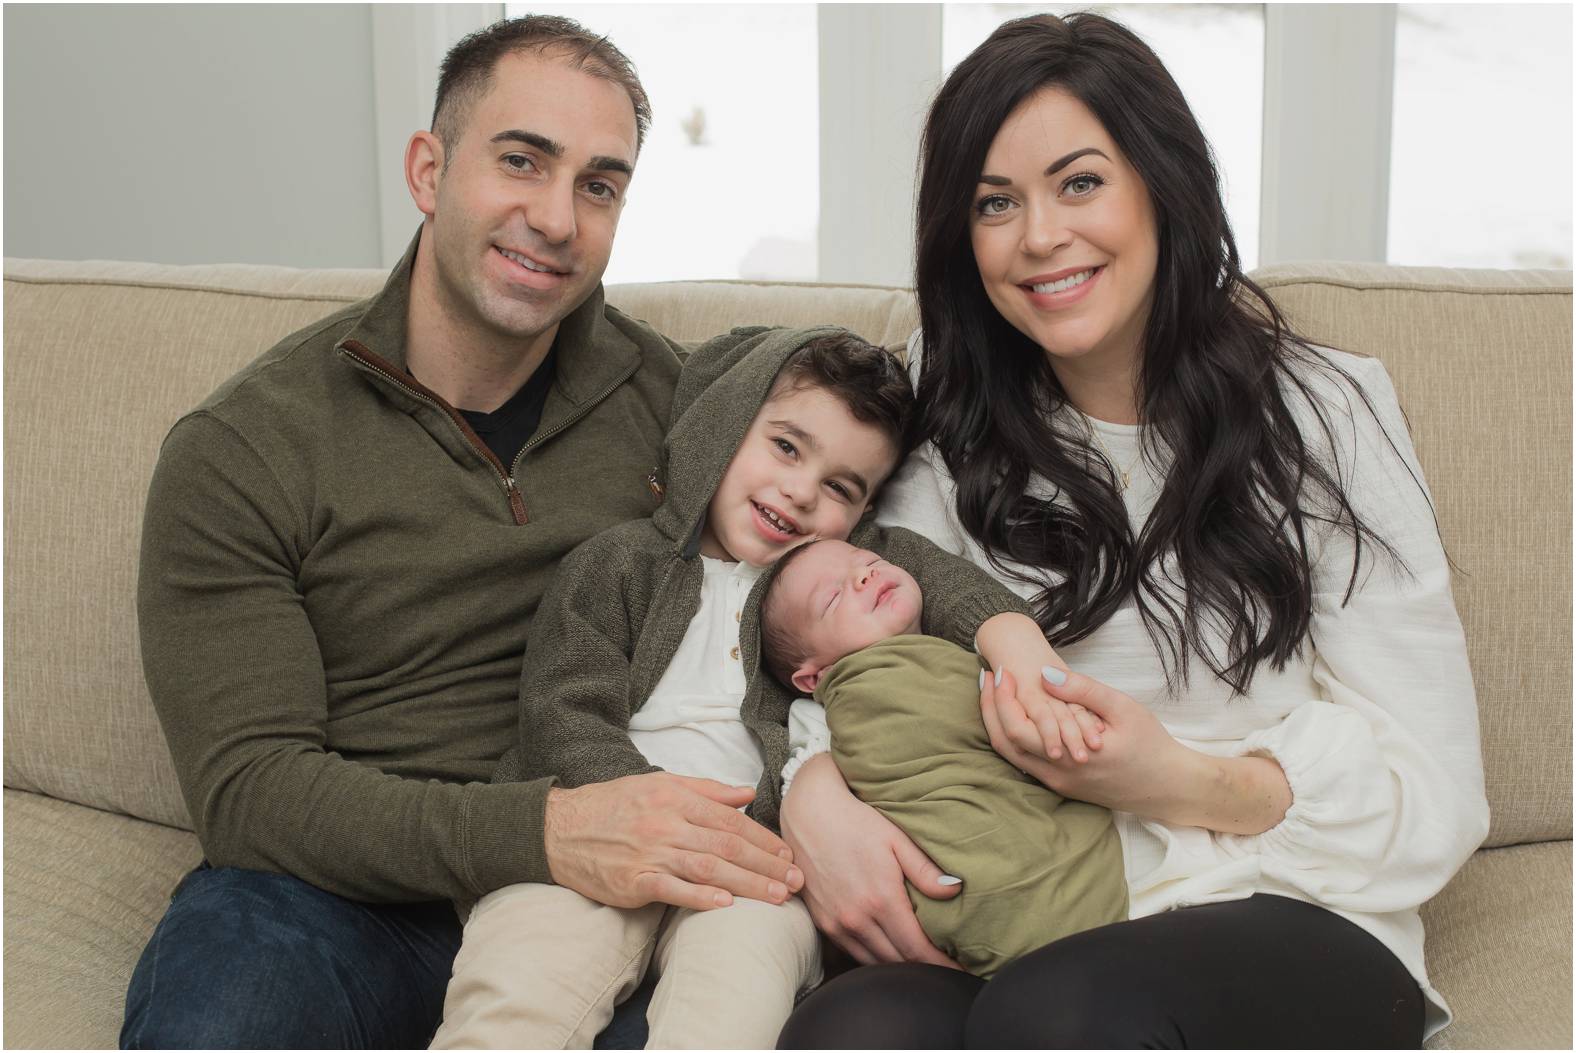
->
xmin=779 ymin=698 xmax=831 ymax=796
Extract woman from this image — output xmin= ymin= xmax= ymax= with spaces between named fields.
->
xmin=777 ymin=12 xmax=1488 ymax=1048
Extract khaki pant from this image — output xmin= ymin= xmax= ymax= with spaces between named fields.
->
xmin=430 ymin=883 xmax=821 ymax=1050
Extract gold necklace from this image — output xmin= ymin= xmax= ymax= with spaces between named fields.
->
xmin=1084 ymin=417 xmax=1142 ymax=492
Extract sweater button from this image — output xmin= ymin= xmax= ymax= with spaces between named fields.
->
xmin=730 ymin=646 xmax=740 ymax=661
xmin=734 ymin=610 xmax=741 ymax=622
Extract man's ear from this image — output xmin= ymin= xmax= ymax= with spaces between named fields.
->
xmin=405 ymin=130 xmax=445 ymax=217
xmin=790 ymin=663 xmax=823 ymax=695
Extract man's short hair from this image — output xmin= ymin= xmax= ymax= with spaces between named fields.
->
xmin=769 ymin=333 xmax=917 ymax=460
xmin=432 ymin=15 xmax=652 ymax=162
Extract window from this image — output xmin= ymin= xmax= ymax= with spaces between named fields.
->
xmin=943 ymin=4 xmax=1265 ymax=269
xmin=506 ymin=3 xmax=819 ymax=283
xmin=1388 ymin=4 xmax=1572 ymax=268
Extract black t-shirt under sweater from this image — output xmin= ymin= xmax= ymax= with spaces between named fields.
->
xmin=453 ymin=349 xmax=557 ymax=472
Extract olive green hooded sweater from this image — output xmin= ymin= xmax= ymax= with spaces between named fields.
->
xmin=493 ymin=326 xmax=1034 ymax=831
xmin=138 ymin=233 xmax=683 ymax=903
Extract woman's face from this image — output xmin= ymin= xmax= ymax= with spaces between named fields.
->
xmin=970 ymin=87 xmax=1159 ymax=385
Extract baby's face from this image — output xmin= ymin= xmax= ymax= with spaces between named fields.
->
xmin=775 ymin=539 xmax=923 ymax=680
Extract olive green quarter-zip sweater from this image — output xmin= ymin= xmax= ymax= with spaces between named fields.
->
xmin=137 ymin=233 xmax=684 ymax=903
xmin=493 ymin=326 xmax=1035 ymax=831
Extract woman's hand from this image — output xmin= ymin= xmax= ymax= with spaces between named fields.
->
xmin=982 ymin=667 xmax=1293 ymax=834
xmin=780 ymin=753 xmax=962 ymax=969
xmin=974 ymin=612 xmax=1106 ymax=762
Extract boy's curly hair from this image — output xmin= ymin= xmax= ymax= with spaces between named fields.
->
xmin=769 ymin=333 xmax=916 ymax=459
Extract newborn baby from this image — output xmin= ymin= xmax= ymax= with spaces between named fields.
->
xmin=761 ymin=539 xmax=1129 ymax=977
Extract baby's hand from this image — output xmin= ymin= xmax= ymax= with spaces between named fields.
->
xmin=984 ymin=668 xmax=1101 ymax=762
xmin=974 ymin=613 xmax=1104 ymax=762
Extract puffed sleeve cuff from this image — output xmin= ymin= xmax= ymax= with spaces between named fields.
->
xmin=781 ymin=698 xmax=832 ymax=797
xmin=1222 ymin=700 xmax=1397 ymax=895
xmin=461 ymin=777 xmax=557 ymax=894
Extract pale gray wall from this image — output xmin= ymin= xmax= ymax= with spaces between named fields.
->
xmin=4 ymin=4 xmax=384 ymax=267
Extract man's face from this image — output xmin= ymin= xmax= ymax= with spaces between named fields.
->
xmin=698 ymin=383 xmax=899 ymax=569
xmin=424 ymin=51 xmax=638 ymax=344
xmin=773 ymin=539 xmax=924 ymax=694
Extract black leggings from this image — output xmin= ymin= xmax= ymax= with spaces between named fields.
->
xmin=778 ymin=894 xmax=1423 ymax=1049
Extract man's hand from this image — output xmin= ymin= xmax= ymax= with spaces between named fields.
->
xmin=544 ymin=773 xmax=802 ymax=911
xmin=781 ymin=754 xmax=962 ymax=969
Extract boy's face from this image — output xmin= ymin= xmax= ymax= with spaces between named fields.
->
xmin=775 ymin=540 xmax=924 ymax=694
xmin=699 ymin=383 xmax=899 ymax=568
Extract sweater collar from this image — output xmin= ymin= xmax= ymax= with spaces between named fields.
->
xmin=337 ymin=225 xmax=641 ymax=404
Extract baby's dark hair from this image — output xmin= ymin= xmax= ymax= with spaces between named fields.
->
xmin=770 ymin=333 xmax=916 ymax=459
xmin=760 ymin=541 xmax=822 ymax=692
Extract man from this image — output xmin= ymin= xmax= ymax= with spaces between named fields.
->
xmin=123 ymin=17 xmax=799 ymax=1048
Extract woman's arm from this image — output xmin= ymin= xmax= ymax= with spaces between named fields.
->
xmin=982 ymin=666 xmax=1292 ymax=834
xmin=1219 ymin=356 xmax=1489 ymax=907
xmin=780 ymin=753 xmax=962 ymax=968
xmin=991 ymin=357 xmax=1487 ymax=906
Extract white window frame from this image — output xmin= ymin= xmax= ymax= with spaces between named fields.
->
xmin=380 ymin=3 xmax=1399 ymax=280
xmin=817 ymin=4 xmax=942 ymax=287
xmin=371 ymin=4 xmax=503 ymax=267
xmin=1259 ymin=4 xmax=1396 ymax=264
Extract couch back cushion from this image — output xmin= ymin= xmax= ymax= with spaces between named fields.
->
xmin=1255 ymin=263 xmax=1572 ymax=846
xmin=4 ymin=259 xmax=1568 ymax=847
xmin=4 ymin=262 xmax=385 ymax=828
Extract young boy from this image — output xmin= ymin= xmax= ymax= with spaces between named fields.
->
xmin=432 ymin=326 xmax=1048 ymax=1049
xmin=761 ymin=538 xmax=1130 ymax=979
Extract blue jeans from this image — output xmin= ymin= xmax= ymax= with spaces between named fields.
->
xmin=122 ymin=863 xmax=655 ymax=1049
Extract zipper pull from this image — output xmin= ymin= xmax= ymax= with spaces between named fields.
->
xmin=505 ymin=477 xmax=529 ymax=526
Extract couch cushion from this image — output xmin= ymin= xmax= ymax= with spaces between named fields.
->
xmin=1421 ymin=839 xmax=1572 ymax=1049
xmin=6 ymin=258 xmax=1571 ymax=849
xmin=605 ymin=280 xmax=919 ymax=347
xmin=3 ymin=788 xmax=202 ymax=1049
xmin=1256 ymin=264 xmax=1573 ymax=847
xmin=4 ymin=262 xmax=386 ymax=829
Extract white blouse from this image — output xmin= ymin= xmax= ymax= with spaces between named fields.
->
xmin=866 ymin=331 xmax=1489 ymax=1039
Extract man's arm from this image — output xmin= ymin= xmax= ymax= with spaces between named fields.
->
xmin=139 ymin=415 xmax=548 ymax=901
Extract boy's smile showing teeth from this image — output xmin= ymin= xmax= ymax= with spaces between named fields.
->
xmin=699 ymin=383 xmax=899 ymax=567
xmin=753 ymin=500 xmax=801 ymax=538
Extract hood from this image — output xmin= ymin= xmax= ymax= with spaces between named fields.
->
xmin=651 ymin=324 xmax=848 ymax=556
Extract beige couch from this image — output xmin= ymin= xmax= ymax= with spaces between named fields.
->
xmin=4 ymin=257 xmax=1571 ymax=1049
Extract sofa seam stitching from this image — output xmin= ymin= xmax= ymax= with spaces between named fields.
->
xmin=3 ymin=274 xmax=370 ymax=304
xmin=1255 ymin=276 xmax=1572 ymax=296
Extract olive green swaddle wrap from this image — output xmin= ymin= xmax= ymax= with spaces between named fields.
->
xmin=818 ymin=634 xmax=1128 ymax=978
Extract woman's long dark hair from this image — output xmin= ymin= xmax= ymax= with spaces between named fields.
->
xmin=915 ymin=12 xmax=1407 ymax=694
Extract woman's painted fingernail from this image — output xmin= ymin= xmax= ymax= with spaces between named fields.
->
xmin=938 ymin=874 xmax=963 ymax=886
xmin=979 ymin=670 xmax=986 ymax=690
xmin=994 ymin=668 xmax=1004 ymax=687
xmin=1042 ymin=665 xmax=1068 ymax=685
